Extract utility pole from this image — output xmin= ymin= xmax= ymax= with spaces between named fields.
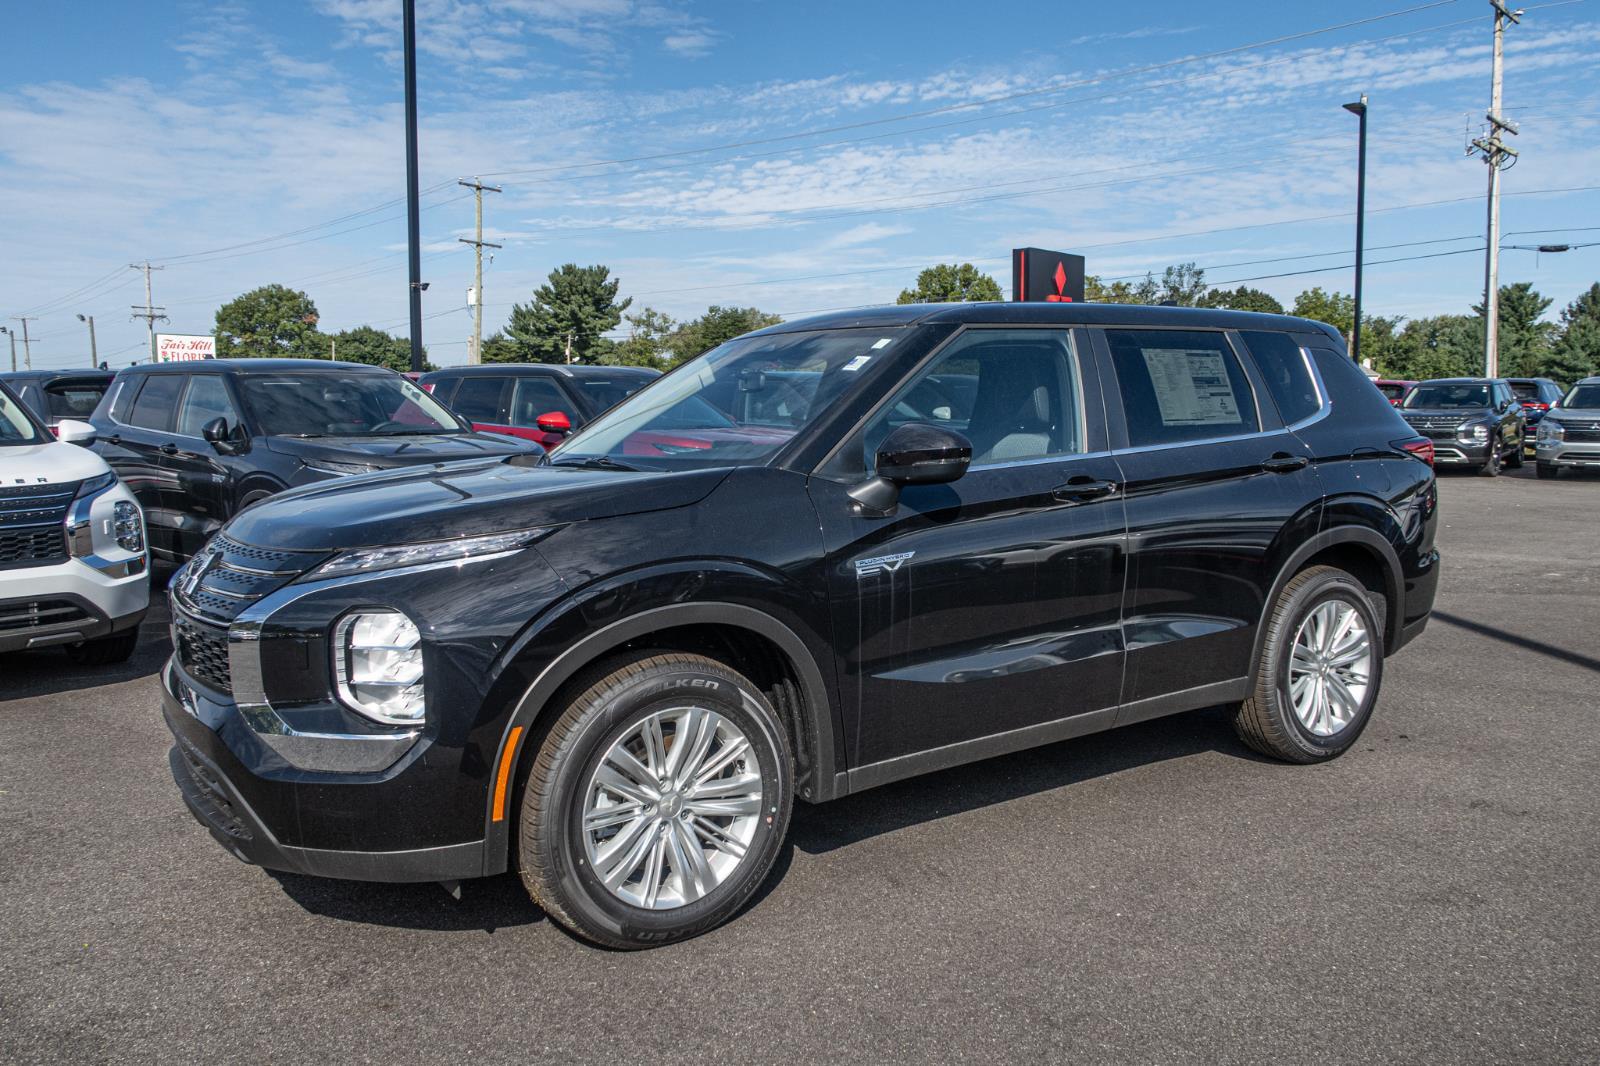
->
xmin=78 ymin=313 xmax=99 ymax=368
xmin=1 ymin=326 xmax=15 ymax=372
xmin=403 ymin=0 xmax=425 ymax=374
xmin=1469 ymin=0 xmax=1521 ymax=378
xmin=129 ymin=261 xmax=168 ymax=363
xmin=1343 ymin=94 xmax=1369 ymax=364
xmin=458 ymin=177 xmax=502 ymax=364
xmin=10 ymin=317 xmax=36 ymax=370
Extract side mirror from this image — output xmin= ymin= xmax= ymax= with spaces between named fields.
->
xmin=55 ymin=419 xmax=97 ymax=447
xmin=849 ymin=423 xmax=972 ymax=516
xmin=202 ymin=417 xmax=245 ymax=453
xmin=535 ymin=410 xmax=572 ymax=436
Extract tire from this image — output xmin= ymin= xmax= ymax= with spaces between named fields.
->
xmin=1231 ymin=565 xmax=1384 ymax=764
xmin=1477 ymin=444 xmax=1501 ymax=477
xmin=63 ymin=628 xmax=139 ymax=666
xmin=1537 ymin=461 xmax=1561 ymax=480
xmin=1505 ymin=438 xmax=1524 ymax=468
xmin=517 ymin=653 xmax=793 ymax=949
xmin=238 ymin=490 xmax=275 ymax=511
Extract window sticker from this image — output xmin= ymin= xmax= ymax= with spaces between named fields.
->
xmin=842 ymin=354 xmax=872 ymax=372
xmin=1142 ymin=348 xmax=1242 ymax=426
xmin=871 ymin=338 xmax=893 ymax=349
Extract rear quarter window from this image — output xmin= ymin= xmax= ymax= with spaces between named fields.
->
xmin=1305 ymin=347 xmax=1402 ymax=421
xmin=1240 ymin=330 xmax=1322 ymax=424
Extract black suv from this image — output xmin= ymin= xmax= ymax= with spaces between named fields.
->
xmin=160 ymin=304 xmax=1439 ymax=948
xmin=421 ymin=364 xmax=658 ymax=451
xmin=1505 ymin=376 xmax=1563 ymax=449
xmin=0 ymin=369 xmax=114 ymax=434
xmin=90 ymin=359 xmax=537 ymax=565
xmin=1398 ymin=377 xmax=1524 ymax=476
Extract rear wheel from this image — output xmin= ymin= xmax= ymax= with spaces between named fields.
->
xmin=1477 ymin=444 xmax=1501 ymax=477
xmin=517 ymin=653 xmax=793 ymax=949
xmin=1536 ymin=461 xmax=1561 ymax=480
xmin=63 ymin=628 xmax=139 ymax=666
xmin=1505 ymin=437 xmax=1524 ymax=468
xmin=1231 ymin=565 xmax=1383 ymax=763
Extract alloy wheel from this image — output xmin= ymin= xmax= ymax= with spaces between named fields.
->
xmin=581 ymin=706 xmax=764 ymax=910
xmin=1286 ymin=600 xmax=1373 ymax=738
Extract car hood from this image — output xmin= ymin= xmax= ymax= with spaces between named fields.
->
xmin=264 ymin=432 xmax=534 ymax=466
xmin=3 ymin=439 xmax=112 ymax=485
xmin=222 ymin=456 xmax=733 ymax=552
xmin=1400 ymin=407 xmax=1494 ymax=420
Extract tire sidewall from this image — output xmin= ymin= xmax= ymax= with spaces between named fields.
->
xmin=535 ymin=663 xmax=791 ymax=947
xmin=1269 ymin=573 xmax=1384 ymax=758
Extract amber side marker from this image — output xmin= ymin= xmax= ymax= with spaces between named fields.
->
xmin=492 ymin=725 xmax=524 ymax=822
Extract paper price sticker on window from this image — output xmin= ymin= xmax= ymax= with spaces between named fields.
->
xmin=842 ymin=355 xmax=872 ymax=372
xmin=1143 ymin=348 xmax=1242 ymax=426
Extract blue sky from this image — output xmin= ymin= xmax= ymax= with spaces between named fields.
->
xmin=3 ymin=0 xmax=1598 ymax=370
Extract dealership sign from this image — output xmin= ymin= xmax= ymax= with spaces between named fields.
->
xmin=1012 ymin=248 xmax=1086 ymax=303
xmin=156 ymin=334 xmax=216 ymax=362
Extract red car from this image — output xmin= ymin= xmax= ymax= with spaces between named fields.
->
xmin=1375 ymin=379 xmax=1417 ymax=407
xmin=420 ymin=364 xmax=658 ymax=451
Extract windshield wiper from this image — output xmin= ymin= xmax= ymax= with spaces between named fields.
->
xmin=551 ymin=455 xmax=641 ymax=472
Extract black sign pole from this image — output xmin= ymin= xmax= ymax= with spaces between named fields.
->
xmin=403 ymin=0 xmax=424 ymax=374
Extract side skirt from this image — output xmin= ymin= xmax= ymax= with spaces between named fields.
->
xmin=843 ymin=678 xmax=1249 ymax=796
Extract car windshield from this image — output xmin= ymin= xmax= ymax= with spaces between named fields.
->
xmin=551 ymin=328 xmax=903 ymax=468
xmin=1563 ymin=383 xmax=1600 ymax=409
xmin=0 ymin=382 xmax=47 ymax=446
xmin=1404 ymin=383 xmax=1490 ymax=409
xmin=237 ymin=373 xmax=464 ymax=436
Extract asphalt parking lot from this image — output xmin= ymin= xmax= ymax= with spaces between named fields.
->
xmin=3 ymin=467 xmax=1598 ymax=1064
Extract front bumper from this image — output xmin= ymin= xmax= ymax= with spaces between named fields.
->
xmin=0 ymin=557 xmax=147 ymax=653
xmin=1427 ymin=440 xmax=1491 ymax=466
xmin=161 ymin=657 xmax=487 ymax=882
xmin=1536 ymin=440 xmax=1600 ymax=469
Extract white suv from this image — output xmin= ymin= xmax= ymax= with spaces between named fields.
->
xmin=1 ymin=379 xmax=148 ymax=663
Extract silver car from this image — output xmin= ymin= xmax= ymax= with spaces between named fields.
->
xmin=1535 ymin=376 xmax=1600 ymax=478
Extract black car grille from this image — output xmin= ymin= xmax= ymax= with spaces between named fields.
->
xmin=175 ymin=736 xmax=252 ymax=842
xmin=0 ymin=598 xmax=90 ymax=634
xmin=0 ymin=481 xmax=77 ymax=568
xmin=1403 ymin=416 xmax=1467 ymax=440
xmin=169 ymin=535 xmax=328 ymax=697
xmin=1560 ymin=419 xmax=1600 ymax=443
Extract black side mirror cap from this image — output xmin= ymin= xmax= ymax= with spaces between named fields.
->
xmin=876 ymin=422 xmax=972 ymax=485
xmin=202 ymin=416 xmax=246 ymax=453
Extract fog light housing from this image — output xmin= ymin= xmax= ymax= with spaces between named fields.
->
xmin=333 ymin=610 xmax=425 ymax=724
xmin=113 ymin=501 xmax=145 ymax=554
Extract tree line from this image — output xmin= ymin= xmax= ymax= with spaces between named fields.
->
xmin=209 ymin=260 xmax=1600 ymax=386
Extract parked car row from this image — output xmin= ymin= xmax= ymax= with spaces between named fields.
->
xmin=1393 ymin=374 xmax=1600 ymax=478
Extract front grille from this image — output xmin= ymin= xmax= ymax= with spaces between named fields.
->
xmin=1566 ymin=428 xmax=1600 ymax=444
xmin=175 ymin=737 xmax=252 ymax=841
xmin=0 ymin=481 xmax=77 ymax=568
xmin=174 ymin=616 xmax=232 ymax=694
xmin=0 ymin=598 xmax=90 ymax=633
xmin=171 ymin=535 xmax=327 ymax=625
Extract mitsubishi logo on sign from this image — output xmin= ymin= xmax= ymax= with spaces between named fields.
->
xmin=1012 ymin=248 xmax=1086 ymax=304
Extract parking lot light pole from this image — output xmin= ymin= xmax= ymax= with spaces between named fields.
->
xmin=77 ymin=313 xmax=98 ymax=368
xmin=1 ymin=326 xmax=14 ymax=372
xmin=403 ymin=0 xmax=424 ymax=374
xmin=1343 ymin=94 xmax=1368 ymax=364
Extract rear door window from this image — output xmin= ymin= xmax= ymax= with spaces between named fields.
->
xmin=450 ymin=377 xmax=509 ymax=422
xmin=1105 ymin=330 xmax=1260 ymax=447
xmin=1239 ymin=330 xmax=1321 ymax=424
xmin=127 ymin=375 xmax=185 ymax=432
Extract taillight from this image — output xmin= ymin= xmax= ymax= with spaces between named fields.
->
xmin=1525 ymin=402 xmax=1547 ymax=411
xmin=1397 ymin=438 xmax=1434 ymax=466
xmin=422 ymin=382 xmax=436 ymax=393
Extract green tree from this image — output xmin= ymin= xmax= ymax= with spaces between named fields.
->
xmin=667 ymin=306 xmax=782 ymax=365
xmin=896 ymin=263 xmax=1004 ymax=304
xmin=1150 ymin=262 xmax=1208 ymax=306
xmin=214 ymin=284 xmax=324 ymax=357
xmin=1376 ymin=315 xmax=1482 ymax=381
xmin=606 ymin=308 xmax=677 ymax=368
xmin=328 ymin=325 xmax=424 ymax=372
xmin=1085 ymin=275 xmax=1139 ymax=303
xmin=1292 ymin=287 xmax=1356 ymax=336
xmin=1474 ymin=281 xmax=1555 ymax=378
xmin=479 ymin=332 xmax=520 ymax=364
xmin=505 ymin=264 xmax=631 ymax=365
xmin=1542 ymin=282 xmax=1600 ymax=384
xmin=1198 ymin=285 xmax=1285 ymax=315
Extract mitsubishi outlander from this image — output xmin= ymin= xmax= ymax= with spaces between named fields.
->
xmin=160 ymin=303 xmax=1440 ymax=948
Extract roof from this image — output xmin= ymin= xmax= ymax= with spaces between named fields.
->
xmin=124 ymin=358 xmax=392 ymax=374
xmin=0 ymin=369 xmax=114 ymax=382
xmin=421 ymin=363 xmax=659 ymax=379
xmin=1416 ymin=377 xmax=1506 ymax=385
xmin=750 ymin=301 xmax=1341 ymax=337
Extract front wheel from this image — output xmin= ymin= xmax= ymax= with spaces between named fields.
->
xmin=1231 ymin=565 xmax=1383 ymax=763
xmin=1477 ymin=445 xmax=1502 ymax=477
xmin=517 ymin=653 xmax=793 ymax=949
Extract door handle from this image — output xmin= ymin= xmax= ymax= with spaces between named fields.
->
xmin=1052 ymin=477 xmax=1119 ymax=503
xmin=1262 ymin=454 xmax=1308 ymax=473
xmin=104 ymin=434 xmax=120 ymax=445
xmin=159 ymin=443 xmax=179 ymax=455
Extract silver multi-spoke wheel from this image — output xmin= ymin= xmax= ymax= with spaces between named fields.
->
xmin=582 ymin=706 xmax=764 ymax=910
xmin=1287 ymin=599 xmax=1373 ymax=737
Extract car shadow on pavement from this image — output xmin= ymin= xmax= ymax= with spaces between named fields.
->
xmin=267 ymin=869 xmax=546 ymax=934
xmin=787 ymin=704 xmax=1267 ymax=857
xmin=0 ymin=611 xmax=171 ymax=701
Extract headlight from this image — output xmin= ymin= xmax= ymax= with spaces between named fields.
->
xmin=75 ymin=472 xmax=116 ymax=498
xmin=1458 ymin=422 xmax=1489 ymax=442
xmin=334 ymin=609 xmax=425 ymax=724
xmin=113 ymin=501 xmax=145 ymax=553
xmin=303 ymin=527 xmax=552 ymax=582
xmin=304 ymin=459 xmax=381 ymax=476
xmin=1539 ymin=419 xmax=1565 ymax=441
